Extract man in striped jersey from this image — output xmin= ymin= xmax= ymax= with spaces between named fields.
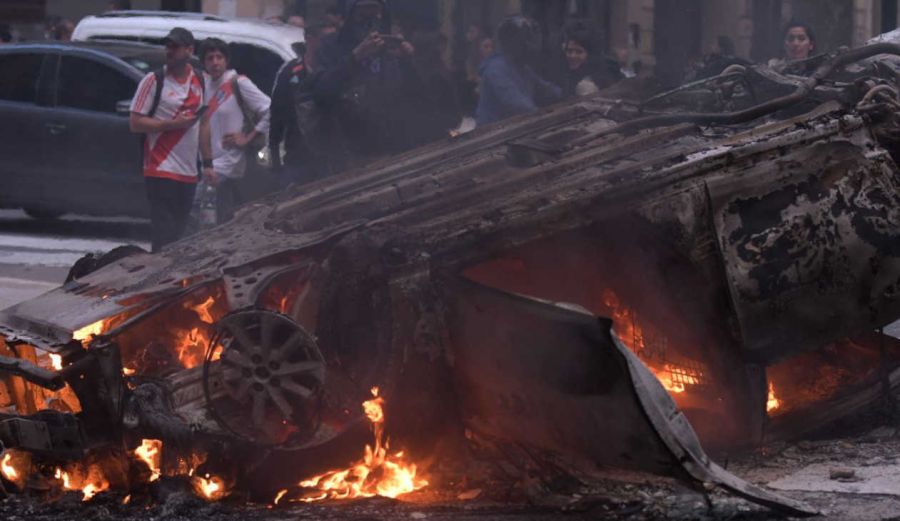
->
xmin=129 ymin=27 xmax=209 ymax=252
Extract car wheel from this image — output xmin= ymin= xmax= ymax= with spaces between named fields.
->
xmin=24 ymin=208 xmax=65 ymax=220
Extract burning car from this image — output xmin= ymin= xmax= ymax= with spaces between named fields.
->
xmin=1 ymin=42 xmax=900 ymax=516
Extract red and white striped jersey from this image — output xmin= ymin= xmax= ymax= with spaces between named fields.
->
xmin=131 ymin=67 xmax=205 ymax=183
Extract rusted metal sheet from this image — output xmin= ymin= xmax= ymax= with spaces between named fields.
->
xmin=709 ymin=123 xmax=900 ymax=362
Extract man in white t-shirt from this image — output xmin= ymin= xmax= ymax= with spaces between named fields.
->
xmin=129 ymin=27 xmax=210 ymax=252
xmin=198 ymin=38 xmax=271 ymax=224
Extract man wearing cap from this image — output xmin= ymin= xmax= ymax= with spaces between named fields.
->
xmin=129 ymin=27 xmax=210 ymax=252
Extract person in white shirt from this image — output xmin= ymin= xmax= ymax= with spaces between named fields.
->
xmin=130 ymin=27 xmax=208 ymax=252
xmin=198 ymin=38 xmax=272 ymax=224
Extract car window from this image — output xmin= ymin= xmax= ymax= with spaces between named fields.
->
xmin=58 ymin=56 xmax=137 ymax=113
xmin=228 ymin=43 xmax=282 ymax=95
xmin=0 ymin=53 xmax=44 ymax=103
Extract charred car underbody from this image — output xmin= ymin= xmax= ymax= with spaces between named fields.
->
xmin=1 ymin=42 xmax=900 ymax=516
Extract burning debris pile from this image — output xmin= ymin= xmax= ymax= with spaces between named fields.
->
xmin=0 ymin=383 xmax=428 ymax=507
xmin=3 ymin=40 xmax=900 ymax=518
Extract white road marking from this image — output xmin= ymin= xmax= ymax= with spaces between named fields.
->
xmin=0 ymin=232 xmax=149 ymax=268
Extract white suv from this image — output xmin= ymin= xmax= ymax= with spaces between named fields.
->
xmin=72 ymin=10 xmax=305 ymax=94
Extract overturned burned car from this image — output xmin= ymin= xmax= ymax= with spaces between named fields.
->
xmin=1 ymin=41 xmax=900 ymax=515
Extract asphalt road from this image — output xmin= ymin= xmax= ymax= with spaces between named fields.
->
xmin=0 ymin=209 xmax=151 ymax=310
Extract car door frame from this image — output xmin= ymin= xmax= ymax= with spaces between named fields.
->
xmin=41 ymin=46 xmax=149 ymax=218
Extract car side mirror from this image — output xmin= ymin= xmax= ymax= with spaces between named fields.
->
xmin=116 ymin=100 xmax=131 ymax=116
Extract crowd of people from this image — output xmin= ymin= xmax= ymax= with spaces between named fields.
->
xmin=117 ymin=0 xmax=821 ymax=252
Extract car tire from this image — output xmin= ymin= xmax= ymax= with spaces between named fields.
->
xmin=24 ymin=208 xmax=64 ymax=220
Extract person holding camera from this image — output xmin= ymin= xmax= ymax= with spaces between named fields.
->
xmin=310 ymin=0 xmax=420 ymax=172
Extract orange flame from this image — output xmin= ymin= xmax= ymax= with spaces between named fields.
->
xmin=134 ymin=439 xmax=162 ymax=482
xmin=274 ymin=489 xmax=288 ymax=505
xmin=123 ymin=366 xmax=136 ymax=376
xmin=55 ymin=465 xmax=110 ymax=501
xmin=1 ymin=453 xmax=18 ymax=481
xmin=174 ymin=327 xmax=219 ymax=369
xmin=192 ymin=473 xmax=227 ymax=501
xmin=189 ymin=296 xmax=216 ymax=324
xmin=653 ymin=364 xmax=701 ymax=394
xmin=767 ymin=382 xmax=782 ymax=413
xmin=298 ymin=387 xmax=427 ymax=502
xmin=72 ymin=320 xmax=107 ymax=343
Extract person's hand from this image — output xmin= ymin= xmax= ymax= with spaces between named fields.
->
xmin=167 ymin=112 xmax=198 ymax=130
xmin=202 ymin=167 xmax=219 ymax=186
xmin=353 ymin=32 xmax=385 ymax=62
xmin=222 ymin=132 xmax=251 ymax=149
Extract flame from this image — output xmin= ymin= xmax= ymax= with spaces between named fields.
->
xmin=123 ymin=366 xmax=136 ymax=376
xmin=72 ymin=320 xmax=107 ymax=343
xmin=1 ymin=453 xmax=19 ymax=482
xmin=189 ymin=296 xmax=216 ymax=324
xmin=274 ymin=489 xmax=288 ymax=505
xmin=174 ymin=327 xmax=218 ymax=369
xmin=767 ymin=382 xmax=782 ymax=413
xmin=653 ymin=364 xmax=701 ymax=394
xmin=134 ymin=439 xmax=162 ymax=482
xmin=601 ymin=290 xmax=704 ymax=396
xmin=49 ymin=353 xmax=63 ymax=370
xmin=192 ymin=473 xmax=227 ymax=501
xmin=55 ymin=465 xmax=110 ymax=501
xmin=298 ymin=387 xmax=427 ymax=502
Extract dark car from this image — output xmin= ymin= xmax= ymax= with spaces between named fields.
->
xmin=0 ymin=41 xmax=166 ymax=219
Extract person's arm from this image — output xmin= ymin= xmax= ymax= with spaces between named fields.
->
xmin=239 ymin=76 xmax=272 ymax=136
xmin=484 ymin=63 xmax=538 ymax=116
xmin=129 ymin=112 xmax=196 ymax=133
xmin=199 ymin=113 xmax=216 ymax=184
xmin=128 ymin=73 xmax=197 ymax=133
xmin=311 ymin=32 xmax=384 ymax=104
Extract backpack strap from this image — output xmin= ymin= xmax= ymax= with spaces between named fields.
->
xmin=149 ymin=66 xmax=205 ymax=117
xmin=231 ymin=75 xmax=248 ymax=114
xmin=148 ymin=68 xmax=165 ymax=117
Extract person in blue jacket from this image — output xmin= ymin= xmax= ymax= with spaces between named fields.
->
xmin=476 ymin=16 xmax=562 ymax=126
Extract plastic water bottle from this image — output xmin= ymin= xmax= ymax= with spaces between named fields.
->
xmin=199 ymin=182 xmax=217 ymax=227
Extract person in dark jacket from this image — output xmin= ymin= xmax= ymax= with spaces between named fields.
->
xmin=268 ymin=53 xmax=310 ymax=184
xmin=407 ymin=31 xmax=463 ymax=146
xmin=310 ymin=0 xmax=420 ymax=169
xmin=476 ymin=16 xmax=561 ymax=126
xmin=560 ymin=28 xmax=623 ymax=98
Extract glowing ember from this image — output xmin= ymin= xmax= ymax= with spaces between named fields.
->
xmin=298 ymin=387 xmax=427 ymax=502
xmin=274 ymin=489 xmax=288 ymax=505
xmin=123 ymin=366 xmax=136 ymax=376
xmin=189 ymin=296 xmax=216 ymax=324
xmin=72 ymin=320 xmax=106 ymax=343
xmin=1 ymin=453 xmax=19 ymax=482
xmin=134 ymin=439 xmax=162 ymax=482
xmin=767 ymin=382 xmax=782 ymax=413
xmin=192 ymin=473 xmax=227 ymax=501
xmin=654 ymin=364 xmax=701 ymax=394
xmin=49 ymin=353 xmax=63 ymax=371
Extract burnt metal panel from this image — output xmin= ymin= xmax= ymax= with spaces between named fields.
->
xmin=709 ymin=128 xmax=900 ymax=361
xmin=448 ymin=281 xmax=816 ymax=516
